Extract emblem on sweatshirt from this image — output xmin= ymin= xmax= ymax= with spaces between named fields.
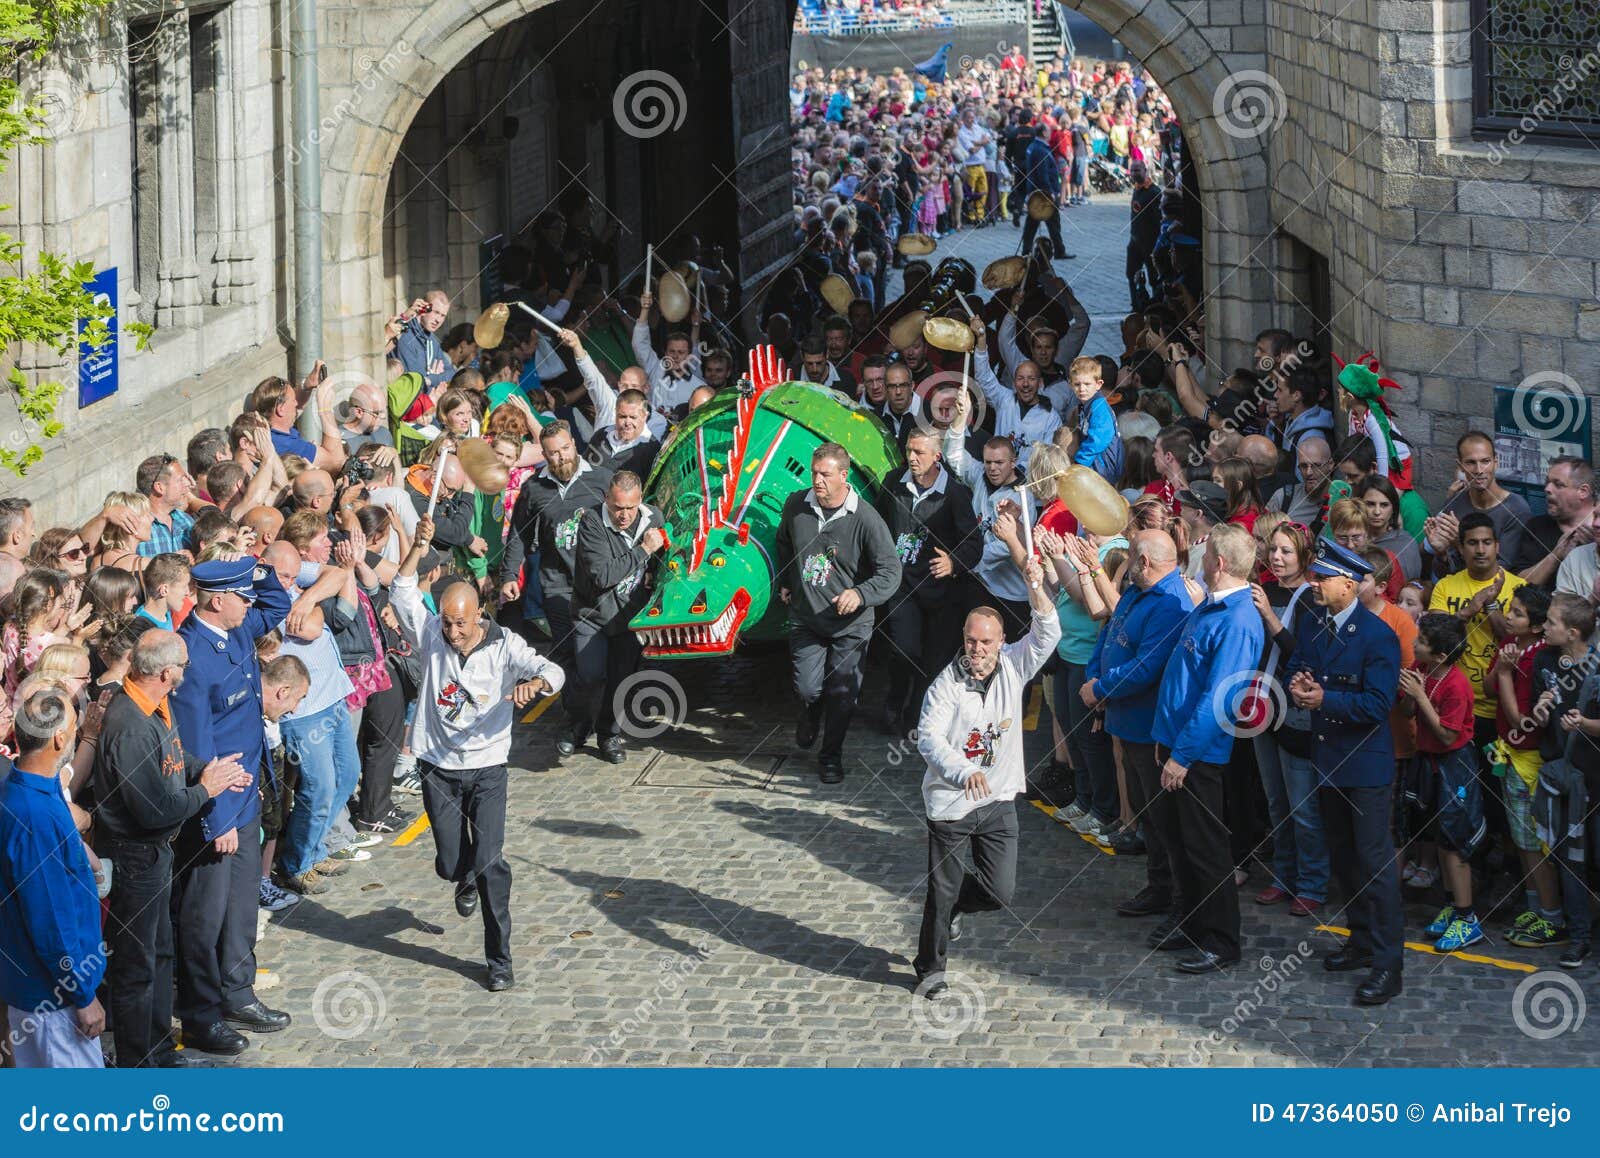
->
xmin=617 ymin=569 xmax=643 ymax=601
xmin=962 ymin=722 xmax=1005 ymax=768
xmin=802 ymin=549 xmax=837 ymax=587
xmin=894 ymin=529 xmax=927 ymax=566
xmin=556 ymin=511 xmax=584 ymax=552
xmin=436 ymin=680 xmax=479 ymax=724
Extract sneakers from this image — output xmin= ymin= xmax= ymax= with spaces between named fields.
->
xmin=1507 ymin=916 xmax=1569 ymax=949
xmin=313 ymin=858 xmax=350 ymax=877
xmin=275 ymin=869 xmax=329 ymax=896
xmin=1423 ymin=905 xmax=1457 ymax=937
xmin=258 ymin=879 xmax=301 ymax=913
xmin=1509 ymin=909 xmax=1538 ymax=937
xmin=348 ymin=827 xmax=387 ymax=845
xmin=327 ymin=846 xmax=372 ymax=863
xmin=1406 ymin=866 xmax=1438 ymax=889
xmin=1435 ymin=915 xmax=1485 ymax=953
xmin=1068 ymin=810 xmax=1101 ymax=836
xmin=1559 ymin=941 xmax=1591 ymax=969
xmin=1053 ymin=803 xmax=1089 ymax=826
xmin=393 ymin=769 xmax=423 ymax=796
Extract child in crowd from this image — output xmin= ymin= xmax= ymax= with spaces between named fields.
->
xmin=1397 ymin=580 xmax=1426 ymax=625
xmin=1489 ymin=585 xmax=1566 ymax=947
xmin=134 ymin=552 xmax=192 ymax=631
xmin=1536 ymin=594 xmax=1600 ymax=967
xmin=1067 ymin=356 xmax=1123 ymax=484
xmin=1399 ymin=612 xmax=1487 ymax=952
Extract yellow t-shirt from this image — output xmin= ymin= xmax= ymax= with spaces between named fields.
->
xmin=1428 ymin=569 xmax=1527 ymax=719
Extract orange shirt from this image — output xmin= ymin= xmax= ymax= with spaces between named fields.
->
xmin=1374 ymin=599 xmax=1418 ymax=757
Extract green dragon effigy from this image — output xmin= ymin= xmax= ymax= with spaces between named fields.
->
xmin=630 ymin=346 xmax=902 ymax=657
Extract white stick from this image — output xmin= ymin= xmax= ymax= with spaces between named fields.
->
xmin=1020 ymin=483 xmax=1037 ymax=588
xmin=427 ymin=447 xmax=451 ymax=519
xmin=511 ymin=300 xmax=563 ymax=337
xmin=645 ymin=244 xmax=654 ymax=291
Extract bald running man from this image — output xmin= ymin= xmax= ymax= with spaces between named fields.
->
xmin=391 ymin=516 xmax=565 ymax=992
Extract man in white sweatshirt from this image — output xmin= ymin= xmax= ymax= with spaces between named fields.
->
xmin=390 ymin=516 xmax=565 ymax=993
xmin=913 ymin=552 xmax=1058 ymax=996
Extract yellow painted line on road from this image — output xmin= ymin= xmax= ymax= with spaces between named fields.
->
xmin=1313 ymin=924 xmax=1537 ymax=974
xmin=1023 ymin=684 xmax=1042 ymax=731
xmin=522 ymin=691 xmax=561 ymax=725
xmin=1028 ymin=799 xmax=1116 ymax=856
xmin=392 ymin=812 xmax=431 ymax=848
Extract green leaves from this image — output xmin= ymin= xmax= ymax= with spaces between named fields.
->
xmin=0 ymin=0 xmax=129 ymax=477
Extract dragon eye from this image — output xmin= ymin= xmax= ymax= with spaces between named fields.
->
xmin=709 ymin=551 xmax=726 ymax=568
xmin=667 ymin=559 xmax=680 ymax=572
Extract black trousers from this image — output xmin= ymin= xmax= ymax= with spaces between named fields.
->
xmin=1021 ymin=208 xmax=1067 ymax=258
xmin=569 ymin=620 xmax=645 ymax=740
xmin=881 ymin=590 xmax=960 ymax=720
xmin=173 ymin=821 xmax=262 ymax=1029
xmin=1148 ymin=746 xmax=1240 ymax=957
xmin=1126 ymin=239 xmax=1160 ymax=306
xmin=420 ymin=761 xmax=512 ymax=970
xmin=1121 ymin=741 xmax=1173 ymax=900
xmin=1320 ymin=783 xmax=1404 ymax=971
xmin=790 ymin=615 xmax=874 ymax=762
xmin=914 ymin=799 xmax=1019 ymax=979
xmin=543 ymin=591 xmax=585 ymax=738
xmin=356 ymin=677 xmax=405 ymax=824
xmin=102 ymin=836 xmax=176 ymax=1067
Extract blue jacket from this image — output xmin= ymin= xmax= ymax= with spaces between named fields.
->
xmin=1019 ymin=137 xmax=1061 ymax=199
xmin=172 ymin=568 xmax=292 ymax=839
xmin=1087 ymin=566 xmax=1194 ymax=743
xmin=1152 ymin=586 xmax=1266 ymax=767
xmin=1285 ymin=601 xmax=1400 ymax=788
xmin=0 ymin=769 xmax=104 ymax=1012
xmin=395 ymin=317 xmax=452 ymax=393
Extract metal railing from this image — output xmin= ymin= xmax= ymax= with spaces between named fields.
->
xmin=1051 ymin=1 xmax=1076 ymax=61
xmin=794 ymin=1 xmax=1027 ymax=36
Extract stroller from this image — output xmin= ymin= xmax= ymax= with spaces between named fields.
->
xmin=1090 ymin=156 xmax=1132 ymax=193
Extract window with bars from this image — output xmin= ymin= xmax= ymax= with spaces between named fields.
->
xmin=1472 ymin=0 xmax=1600 ymax=145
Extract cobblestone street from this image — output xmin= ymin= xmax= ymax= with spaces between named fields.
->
xmin=235 ymin=650 xmax=1599 ymax=1068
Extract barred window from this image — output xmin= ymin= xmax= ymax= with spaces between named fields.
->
xmin=1472 ymin=0 xmax=1600 ymax=144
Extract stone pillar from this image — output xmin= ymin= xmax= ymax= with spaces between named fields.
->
xmin=136 ymin=14 xmax=204 ymax=329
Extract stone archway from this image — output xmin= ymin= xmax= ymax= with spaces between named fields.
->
xmin=1062 ymin=0 xmax=1274 ymax=369
xmin=321 ymin=0 xmax=1274 ymax=375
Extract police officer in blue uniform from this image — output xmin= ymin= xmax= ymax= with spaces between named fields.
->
xmin=170 ymin=556 xmax=294 ymax=1055
xmin=1283 ymin=541 xmax=1404 ymax=1006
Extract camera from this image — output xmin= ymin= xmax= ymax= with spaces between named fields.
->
xmin=341 ymin=457 xmax=375 ymax=486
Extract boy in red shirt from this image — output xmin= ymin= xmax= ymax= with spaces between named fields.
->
xmin=1398 ymin=613 xmax=1487 ymax=952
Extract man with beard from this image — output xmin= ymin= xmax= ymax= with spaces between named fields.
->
xmin=569 ymin=473 xmax=667 ymax=764
xmin=875 ymin=428 xmax=981 ymax=736
xmin=776 ymin=444 xmax=902 ymax=784
xmin=499 ymin=421 xmax=613 ymax=751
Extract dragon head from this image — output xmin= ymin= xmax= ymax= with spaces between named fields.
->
xmin=632 ymin=521 xmax=771 ymax=658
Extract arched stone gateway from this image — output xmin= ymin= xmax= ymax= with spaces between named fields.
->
xmin=321 ymin=0 xmax=1276 ymax=377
